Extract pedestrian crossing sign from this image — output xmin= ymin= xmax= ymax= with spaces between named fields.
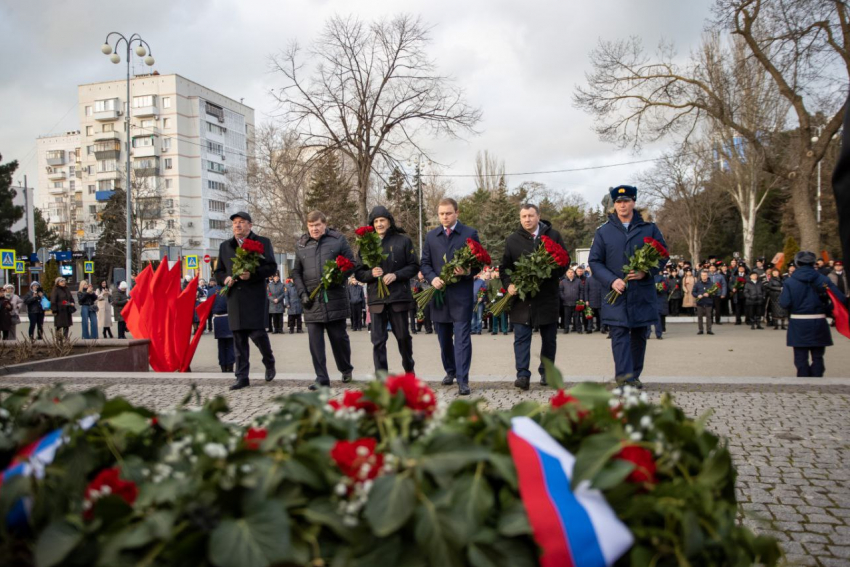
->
xmin=0 ymin=249 xmax=15 ymax=269
xmin=15 ymin=261 xmax=25 ymax=274
xmin=185 ymin=255 xmax=199 ymax=269
xmin=84 ymin=261 xmax=94 ymax=274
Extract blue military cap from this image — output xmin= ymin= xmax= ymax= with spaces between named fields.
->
xmin=609 ymin=185 xmax=637 ymax=202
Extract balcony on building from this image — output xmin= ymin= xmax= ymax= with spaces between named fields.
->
xmin=133 ymin=95 xmax=158 ymax=118
xmin=94 ymin=98 xmax=121 ymax=121
xmin=95 ymin=190 xmax=116 ymax=202
xmin=46 ymin=150 xmax=66 ymax=166
xmin=94 ymin=139 xmax=121 ymax=161
xmin=48 ymin=185 xmax=66 ymax=195
xmin=133 ymin=157 xmax=160 ymax=177
xmin=47 ymin=168 xmax=66 ymax=181
xmin=94 ymin=130 xmax=121 ymax=142
xmin=132 ymin=133 xmax=160 ymax=159
xmin=96 ymin=169 xmax=121 ymax=181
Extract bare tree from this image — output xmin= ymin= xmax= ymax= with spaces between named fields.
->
xmin=639 ymin=145 xmax=727 ymax=264
xmin=270 ymin=14 xmax=482 ymax=223
xmin=573 ymin=0 xmax=849 ymax=253
xmin=474 ymin=150 xmax=506 ymax=192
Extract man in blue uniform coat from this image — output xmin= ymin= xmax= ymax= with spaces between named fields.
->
xmin=420 ymin=197 xmax=481 ymax=395
xmin=779 ymin=251 xmax=848 ymax=377
xmin=588 ymin=185 xmax=668 ymax=388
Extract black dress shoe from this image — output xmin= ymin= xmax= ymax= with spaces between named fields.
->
xmin=441 ymin=375 xmax=455 ymax=386
xmin=308 ymin=381 xmax=330 ymax=391
xmin=458 ymin=384 xmax=471 ymax=396
xmin=265 ymin=367 xmax=276 ymax=382
xmin=656 ymin=336 xmax=663 ymax=340
xmin=707 ymin=331 xmax=714 ymax=335
xmin=342 ymin=373 xmax=353 ymax=383
xmin=514 ymin=376 xmax=530 ymax=391
xmin=220 ymin=365 xmax=228 ymax=373
xmin=230 ymin=380 xmax=250 ymax=391
xmin=540 ymin=375 xmax=548 ymax=386
xmin=697 ymin=331 xmax=704 ymax=335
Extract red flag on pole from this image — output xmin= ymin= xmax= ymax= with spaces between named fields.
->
xmin=181 ymin=295 xmax=216 ymax=372
xmin=828 ymin=289 xmax=850 ymax=340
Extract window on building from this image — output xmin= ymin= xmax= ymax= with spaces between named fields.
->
xmin=165 ymin=179 xmax=173 ymax=189
xmin=69 ymin=181 xmax=75 ymax=191
xmin=88 ymin=185 xmax=96 ymax=194
xmin=86 ymin=126 xmax=94 ymax=136
xmin=162 ymin=97 xmax=171 ymax=109
xmin=97 ymin=179 xmax=116 ymax=191
xmin=132 ymin=136 xmax=155 ymax=148
xmin=89 ymin=224 xmax=98 ymax=234
xmin=97 ymin=159 xmax=117 ymax=172
xmin=144 ymin=220 xmax=156 ymax=230
xmin=164 ymin=158 xmax=173 ymax=169
xmin=86 ymin=145 xmax=94 ymax=155
xmin=69 ymin=166 xmax=75 ymax=176
xmin=102 ymin=123 xmax=114 ymax=133
xmin=205 ymin=102 xmax=224 ymax=121
xmin=210 ymin=238 xmax=224 ymax=249
xmin=85 ymin=106 xmax=92 ymax=116
xmin=209 ymin=219 xmax=227 ymax=230
xmin=95 ymin=99 xmax=118 ymax=112
xmin=164 ymin=198 xmax=174 ymax=208
xmin=207 ymin=180 xmax=226 ymax=191
xmin=140 ymin=119 xmax=156 ymax=129
xmin=133 ymin=95 xmax=156 ymax=108
xmin=162 ymin=138 xmax=172 ymax=152
xmin=89 ymin=205 xmax=97 ymax=214
xmin=167 ymin=220 xmax=176 ymax=229
xmin=207 ymin=140 xmax=223 ymax=154
xmin=208 ymin=199 xmax=226 ymax=213
xmin=207 ymin=161 xmax=226 ymax=174
xmin=53 ymin=181 xmax=63 ymax=189
xmin=206 ymin=122 xmax=226 ymax=135
xmin=163 ymin=118 xmax=171 ymax=128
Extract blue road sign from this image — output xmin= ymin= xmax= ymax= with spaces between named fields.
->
xmin=0 ymin=249 xmax=15 ymax=269
xmin=185 ymin=255 xmax=199 ymax=269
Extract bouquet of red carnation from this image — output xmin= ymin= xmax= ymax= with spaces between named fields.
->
xmin=414 ymin=238 xmax=491 ymax=309
xmin=668 ymin=283 xmax=680 ymax=300
xmin=585 ymin=305 xmax=594 ymax=320
xmin=219 ymin=238 xmax=266 ymax=295
xmin=355 ymin=225 xmax=390 ymax=299
xmin=733 ymin=277 xmax=746 ymax=292
xmin=605 ymin=236 xmax=669 ymax=304
xmin=575 ymin=299 xmax=586 ymax=312
xmin=476 ymin=288 xmax=487 ymax=303
xmin=310 ymin=255 xmax=355 ymax=303
xmin=655 ymin=281 xmax=668 ymax=293
xmin=488 ymin=235 xmax=570 ymax=317
xmin=706 ymin=282 xmax=720 ymax=296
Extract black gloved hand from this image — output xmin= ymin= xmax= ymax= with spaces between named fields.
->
xmin=300 ymin=293 xmax=313 ymax=308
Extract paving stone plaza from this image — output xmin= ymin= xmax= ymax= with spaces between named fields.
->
xmin=4 ymin=324 xmax=850 ymax=565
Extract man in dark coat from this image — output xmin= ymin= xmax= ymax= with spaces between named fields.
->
xmin=780 ymin=251 xmax=848 ymax=377
xmin=283 ymin=279 xmax=303 ymax=333
xmin=355 ymin=205 xmax=420 ymax=375
xmin=585 ymin=267 xmax=604 ymax=333
xmin=501 ymin=204 xmax=568 ymax=390
xmin=420 ymin=197 xmax=481 ymax=395
xmin=558 ymin=269 xmax=583 ymax=334
xmin=267 ymin=274 xmax=286 ymax=334
xmin=292 ymin=210 xmax=356 ymax=389
xmin=214 ymin=212 xmax=278 ymax=390
xmin=347 ymin=278 xmax=365 ymax=331
xmin=588 ymin=185 xmax=668 ymax=388
xmin=692 ymin=270 xmax=716 ymax=335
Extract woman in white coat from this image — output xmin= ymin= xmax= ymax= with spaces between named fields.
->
xmin=95 ymin=280 xmax=114 ymax=338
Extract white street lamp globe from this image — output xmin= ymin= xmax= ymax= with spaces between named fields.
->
xmin=110 ymin=53 xmax=121 ymax=64
xmin=135 ymin=45 xmax=146 ymax=57
xmin=811 ymin=136 xmax=819 ymax=143
xmin=144 ymin=55 xmax=155 ymax=66
xmin=101 ymin=43 xmax=113 ymax=55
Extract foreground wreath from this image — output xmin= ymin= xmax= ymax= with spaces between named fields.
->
xmin=0 ymin=367 xmax=780 ymax=567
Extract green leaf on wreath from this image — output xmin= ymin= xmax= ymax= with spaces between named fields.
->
xmin=364 ymin=474 xmax=416 ymax=536
xmin=542 ymin=358 xmax=564 ymax=389
xmin=571 ymin=433 xmax=623 ymax=490
xmin=103 ymin=411 xmax=150 ymax=435
xmin=568 ymin=382 xmax=612 ymax=408
xmin=209 ymin=501 xmax=292 ymax=567
xmin=35 ymin=519 xmax=83 ymax=567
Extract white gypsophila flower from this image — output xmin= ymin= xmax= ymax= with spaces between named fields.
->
xmin=361 ymin=480 xmax=373 ymax=493
xmin=100 ymin=485 xmax=112 ymax=496
xmin=335 ymin=483 xmax=348 ymax=496
xmin=173 ymin=471 xmax=186 ymax=480
xmin=0 ymin=408 xmax=10 ymax=419
xmin=355 ymin=446 xmax=370 ymax=457
xmin=195 ymin=432 xmax=206 ymax=443
xmin=240 ymin=464 xmax=253 ymax=474
xmin=625 ymin=424 xmax=634 ymax=434
xmin=655 ymin=442 xmax=664 ymax=456
xmin=82 ymin=500 xmax=92 ymax=511
xmin=189 ymin=455 xmax=198 ymax=464
xmin=342 ymin=515 xmax=359 ymax=527
xmin=345 ymin=502 xmax=360 ymax=515
xmin=203 ymin=443 xmax=228 ymax=459
xmin=630 ymin=431 xmax=643 ymax=442
xmin=141 ymin=468 xmax=150 ymax=477
xmin=640 ymin=415 xmax=653 ymax=429
xmin=608 ymin=398 xmax=621 ymax=408
xmin=639 ymin=392 xmax=649 ymax=404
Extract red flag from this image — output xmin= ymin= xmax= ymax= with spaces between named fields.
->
xmin=122 ymin=264 xmax=153 ymax=338
xmin=181 ymin=295 xmax=216 ymax=371
xmin=165 ymin=277 xmax=198 ymax=370
xmin=828 ymin=289 xmax=850 ymax=340
xmin=140 ymin=260 xmax=173 ymax=371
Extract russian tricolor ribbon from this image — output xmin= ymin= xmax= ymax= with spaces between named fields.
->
xmin=508 ymin=417 xmax=633 ymax=567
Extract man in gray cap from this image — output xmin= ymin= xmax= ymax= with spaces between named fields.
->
xmin=214 ymin=211 xmax=278 ymax=390
xmin=779 ymin=251 xmax=847 ymax=377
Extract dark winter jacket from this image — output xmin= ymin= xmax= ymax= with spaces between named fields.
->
xmin=655 ymin=275 xmax=669 ymax=315
xmin=500 ymin=221 xmax=567 ymax=327
xmin=765 ymin=277 xmax=787 ymax=319
xmin=77 ymin=290 xmax=97 ymax=307
xmin=50 ymin=285 xmax=76 ymax=328
xmin=730 ymin=273 xmax=749 ymax=304
xmin=214 ymin=231 xmax=278 ymax=331
xmin=585 ymin=274 xmax=604 ymax=308
xmin=780 ymin=265 xmax=846 ymax=348
xmin=744 ymin=280 xmax=765 ymax=305
xmin=112 ymin=289 xmax=128 ymax=322
xmin=347 ymin=282 xmax=365 ymax=305
xmin=354 ymin=228 xmax=419 ymax=311
xmin=588 ymin=211 xmax=668 ymax=328
xmin=283 ymin=282 xmax=302 ymax=315
xmin=559 ymin=277 xmax=583 ymax=306
xmin=267 ymin=280 xmax=286 ymax=314
xmin=691 ymin=279 xmax=716 ymax=307
xmin=666 ymin=275 xmax=683 ymax=300
xmin=292 ymin=228 xmax=356 ymax=323
xmin=24 ymin=289 xmax=46 ymax=315
xmin=420 ymin=221 xmax=481 ymax=324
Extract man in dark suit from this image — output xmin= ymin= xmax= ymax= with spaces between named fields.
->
xmin=214 ymin=212 xmax=278 ymax=390
xmin=420 ymin=197 xmax=481 ymax=395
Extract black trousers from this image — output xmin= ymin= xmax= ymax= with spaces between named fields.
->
xmin=307 ymin=319 xmax=353 ymax=384
xmin=117 ymin=321 xmax=127 ymax=339
xmin=270 ymin=313 xmax=283 ymax=333
xmin=233 ymin=328 xmax=275 ymax=380
xmin=371 ymin=307 xmax=415 ymax=373
xmin=409 ymin=308 xmax=418 ymax=333
xmin=288 ymin=313 xmax=303 ymax=332
xmin=713 ymin=296 xmax=723 ymax=323
xmin=793 ymin=346 xmax=826 ymax=377
xmin=416 ymin=304 xmax=433 ymax=333
xmin=350 ymin=303 xmax=363 ymax=330
xmin=28 ymin=312 xmax=44 ymax=339
xmin=733 ymin=300 xmax=746 ymax=323
xmin=746 ymin=303 xmax=763 ymax=326
xmin=669 ymin=298 xmax=681 ymax=316
xmin=562 ymin=306 xmax=575 ymax=332
xmin=589 ymin=308 xmax=602 ymax=331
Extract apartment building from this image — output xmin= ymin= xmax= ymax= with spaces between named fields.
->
xmin=37 ymin=73 xmax=254 ymax=279
xmin=36 ymin=131 xmax=82 ymax=244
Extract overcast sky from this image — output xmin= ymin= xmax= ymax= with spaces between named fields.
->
xmin=0 ymin=0 xmax=713 ymax=208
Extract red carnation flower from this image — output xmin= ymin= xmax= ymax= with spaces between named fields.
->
xmin=642 ymin=237 xmax=669 ymax=259
xmin=335 ymin=255 xmax=355 ymax=272
xmin=354 ymin=226 xmax=375 ymax=237
xmin=330 ymin=438 xmax=385 ymax=481
xmin=541 ymin=236 xmax=571 ymax=267
xmin=244 ymin=427 xmax=268 ymax=451
xmin=83 ymin=467 xmax=138 ymax=520
xmin=328 ymin=390 xmax=378 ymax=413
xmin=466 ymin=238 xmax=492 ymax=266
xmin=386 ymin=373 xmax=437 ymax=416
xmin=241 ymin=239 xmax=265 ymax=255
xmin=500 ymin=288 xmax=506 ymax=294
xmin=615 ymin=445 xmax=657 ymax=484
xmin=550 ymin=390 xmax=589 ymax=420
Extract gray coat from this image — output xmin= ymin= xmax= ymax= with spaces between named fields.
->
xmin=291 ymin=228 xmax=356 ymax=323
xmin=267 ymin=280 xmax=286 ymax=314
xmin=284 ymin=282 xmax=302 ymax=315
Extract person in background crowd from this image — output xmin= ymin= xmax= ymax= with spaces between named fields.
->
xmin=501 ymin=204 xmax=567 ymax=390
xmin=559 ymin=268 xmax=583 ymax=334
xmin=95 ymin=280 xmax=114 ymax=338
xmin=692 ymin=270 xmax=715 ymax=335
xmin=0 ymin=287 xmax=12 ymax=340
xmin=589 ymin=184 xmax=668 ymax=388
xmin=267 ymin=274 xmax=286 ymax=334
xmin=708 ymin=264 xmax=727 ymax=325
xmin=786 ymin=264 xmax=797 ymax=278
xmin=50 ymin=277 xmax=75 ymax=338
xmin=23 ymin=281 xmax=45 ymax=340
xmin=765 ymin=268 xmax=787 ymax=330
xmin=815 ymin=258 xmax=831 ymax=276
xmin=752 ymin=258 xmax=766 ymax=279
xmin=408 ymin=280 xmax=419 ymax=335
xmin=77 ymin=280 xmax=98 ymax=340
xmin=2 ymin=284 xmax=22 ymax=340
xmin=666 ymin=269 xmax=682 ymax=316
xmin=730 ymin=264 xmax=749 ymax=325
xmin=585 ymin=266 xmax=604 ymax=334
xmin=420 ymin=197 xmax=481 ymax=395
xmin=471 ymin=272 xmax=487 ymax=335
xmin=205 ymin=279 xmax=216 ymax=332
xmin=681 ymin=267 xmax=696 ymax=315
xmin=192 ymin=279 xmax=209 ymax=335
xmin=215 ymin=211 xmax=278 ymax=390
xmin=780 ymin=251 xmax=847 ymax=377
xmin=487 ymin=270 xmax=508 ymax=336
xmin=744 ymin=270 xmax=766 ymax=330
xmin=650 ymin=272 xmax=668 ymax=339
xmin=347 ymin=277 xmax=365 ymax=331
xmin=293 ymin=210 xmax=356 ymax=390
xmin=828 ymin=261 xmax=847 ymax=295
xmin=211 ymin=276 xmax=235 ymax=373
xmin=412 ymin=273 xmax=433 ymax=334
xmin=113 ymin=282 xmax=129 ymax=339
xmin=284 ymin=278 xmax=303 ymax=334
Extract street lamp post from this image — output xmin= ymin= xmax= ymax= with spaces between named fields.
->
xmin=100 ymin=33 xmax=155 ymax=291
